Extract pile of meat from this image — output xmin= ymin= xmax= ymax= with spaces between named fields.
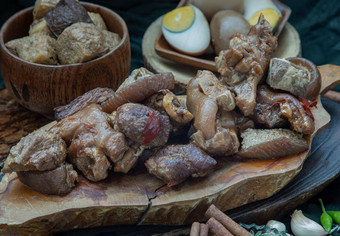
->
xmin=2 ymin=15 xmax=321 ymax=196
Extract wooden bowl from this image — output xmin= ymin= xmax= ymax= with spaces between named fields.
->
xmin=0 ymin=3 xmax=130 ymax=118
xmin=155 ymin=0 xmax=291 ymax=71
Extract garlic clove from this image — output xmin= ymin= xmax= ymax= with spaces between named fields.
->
xmin=266 ymin=220 xmax=286 ymax=232
xmin=291 ymin=210 xmax=328 ymax=236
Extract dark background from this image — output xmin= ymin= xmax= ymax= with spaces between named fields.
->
xmin=0 ymin=0 xmax=339 ymax=235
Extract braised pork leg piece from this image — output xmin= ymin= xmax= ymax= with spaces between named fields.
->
xmin=17 ymin=162 xmax=78 ymax=195
xmin=53 ymin=103 xmax=129 ymax=181
xmin=192 ymin=112 xmax=240 ymax=156
xmin=215 ymin=14 xmax=277 ymax=116
xmin=145 ymin=144 xmax=216 ymax=186
xmin=253 ymin=86 xmax=315 ymax=134
xmin=2 ymin=129 xmax=66 ymax=173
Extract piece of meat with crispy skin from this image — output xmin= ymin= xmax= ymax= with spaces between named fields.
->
xmin=215 ymin=14 xmax=277 ymax=116
xmin=54 ymin=87 xmax=115 ymax=121
xmin=255 ymin=86 xmax=315 ymax=134
xmin=116 ymin=103 xmax=170 ymax=148
xmin=2 ymin=129 xmax=66 ymax=173
xmin=17 ymin=162 xmax=78 ymax=195
xmin=145 ymin=144 xmax=216 ymax=186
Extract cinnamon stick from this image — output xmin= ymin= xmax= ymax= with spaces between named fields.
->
xmin=199 ymin=223 xmax=209 ymax=236
xmin=190 ymin=222 xmax=200 ymax=236
xmin=323 ymin=90 xmax=340 ymax=104
xmin=207 ymin=217 xmax=233 ymax=236
xmin=205 ymin=204 xmax=252 ymax=236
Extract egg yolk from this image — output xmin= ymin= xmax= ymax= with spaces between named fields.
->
xmin=249 ymin=8 xmax=281 ymax=28
xmin=162 ymin=6 xmax=195 ymax=32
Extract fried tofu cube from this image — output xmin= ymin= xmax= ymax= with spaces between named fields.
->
xmin=102 ymin=30 xmax=121 ymax=51
xmin=33 ymin=0 xmax=59 ymax=19
xmin=88 ymin=12 xmax=107 ymax=30
xmin=56 ymin=22 xmax=108 ymax=64
xmin=5 ymin=33 xmax=57 ymax=65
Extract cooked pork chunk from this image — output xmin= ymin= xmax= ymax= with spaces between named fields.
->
xmin=215 ymin=15 xmax=277 ymax=116
xmin=192 ymin=126 xmax=239 ymax=157
xmin=195 ymin=70 xmax=235 ymax=112
xmin=116 ymin=103 xmax=170 ymax=148
xmin=114 ymin=145 xmax=144 ymax=174
xmin=33 ymin=0 xmax=59 ymax=19
xmin=5 ymin=33 xmax=57 ymax=65
xmin=238 ymin=128 xmax=309 ymax=159
xmin=17 ymin=162 xmax=78 ymax=195
xmin=68 ymin=132 xmax=111 ymax=182
xmin=255 ymin=86 xmax=315 ymax=134
xmin=102 ymin=69 xmax=175 ymax=113
xmin=145 ymin=144 xmax=216 ymax=186
xmin=54 ymin=87 xmax=115 ymax=121
xmin=2 ymin=129 xmax=66 ymax=173
xmin=88 ymin=12 xmax=107 ymax=30
xmin=53 ymin=103 xmax=128 ymax=181
xmin=45 ymin=0 xmax=92 ymax=37
xmin=56 ymin=23 xmax=108 ymax=64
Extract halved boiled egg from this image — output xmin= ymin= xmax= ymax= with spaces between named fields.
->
xmin=243 ymin=0 xmax=281 ymax=30
xmin=162 ymin=5 xmax=210 ymax=56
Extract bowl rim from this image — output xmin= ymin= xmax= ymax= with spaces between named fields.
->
xmin=0 ymin=2 xmax=130 ymax=68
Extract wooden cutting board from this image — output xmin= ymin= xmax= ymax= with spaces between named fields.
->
xmin=0 ymin=65 xmax=340 ymax=235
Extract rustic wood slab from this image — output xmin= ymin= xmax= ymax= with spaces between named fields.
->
xmin=0 ymin=65 xmax=339 ymax=235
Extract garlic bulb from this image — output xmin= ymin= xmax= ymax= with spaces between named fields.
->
xmin=266 ymin=220 xmax=286 ymax=232
xmin=291 ymin=210 xmax=328 ymax=236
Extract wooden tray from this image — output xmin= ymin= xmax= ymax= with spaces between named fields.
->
xmin=0 ymin=65 xmax=339 ymax=235
xmin=154 ymin=0 xmax=291 ymax=72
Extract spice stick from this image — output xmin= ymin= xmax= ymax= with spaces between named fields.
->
xmin=207 ymin=217 xmax=233 ymax=236
xmin=199 ymin=223 xmax=209 ymax=236
xmin=205 ymin=204 xmax=252 ymax=236
xmin=190 ymin=222 xmax=200 ymax=236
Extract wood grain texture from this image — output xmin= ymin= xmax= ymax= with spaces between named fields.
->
xmin=0 ymin=3 xmax=130 ymax=118
xmin=0 ymin=66 xmax=339 ymax=235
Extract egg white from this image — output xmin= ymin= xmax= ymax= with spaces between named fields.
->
xmin=162 ymin=5 xmax=210 ymax=56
